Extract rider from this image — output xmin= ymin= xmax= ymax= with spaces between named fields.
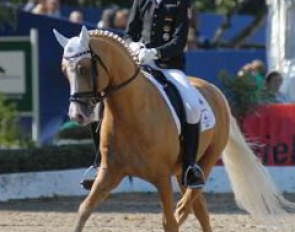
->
xmin=124 ymin=0 xmax=205 ymax=189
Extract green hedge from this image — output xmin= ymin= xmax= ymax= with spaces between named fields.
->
xmin=0 ymin=145 xmax=96 ymax=174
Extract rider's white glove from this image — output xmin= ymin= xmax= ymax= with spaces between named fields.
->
xmin=129 ymin=42 xmax=145 ymax=55
xmin=138 ymin=48 xmax=159 ymax=64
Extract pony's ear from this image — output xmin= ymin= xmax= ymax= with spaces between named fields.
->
xmin=79 ymin=26 xmax=90 ymax=47
xmin=53 ymin=29 xmax=69 ymax=48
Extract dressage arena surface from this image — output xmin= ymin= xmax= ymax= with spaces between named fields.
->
xmin=0 ymin=193 xmax=294 ymax=232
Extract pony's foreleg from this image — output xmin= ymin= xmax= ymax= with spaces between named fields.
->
xmin=74 ymin=168 xmax=123 ymax=232
xmin=155 ymin=177 xmax=179 ymax=232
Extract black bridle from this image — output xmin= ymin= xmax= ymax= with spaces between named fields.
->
xmin=64 ymin=47 xmax=140 ymax=107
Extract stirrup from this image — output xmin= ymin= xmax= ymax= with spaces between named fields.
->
xmin=80 ymin=165 xmax=97 ymax=190
xmin=183 ymin=164 xmax=205 ymax=189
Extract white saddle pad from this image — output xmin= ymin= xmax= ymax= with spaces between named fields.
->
xmin=143 ymin=70 xmax=216 ymax=135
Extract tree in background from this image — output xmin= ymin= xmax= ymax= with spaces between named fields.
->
xmin=0 ymin=0 xmax=23 ymax=27
xmin=0 ymin=94 xmax=32 ymax=148
xmin=219 ymin=70 xmax=267 ymax=128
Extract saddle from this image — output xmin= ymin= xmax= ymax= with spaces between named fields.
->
xmin=142 ymin=65 xmax=186 ymax=133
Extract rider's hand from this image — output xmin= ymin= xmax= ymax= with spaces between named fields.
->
xmin=138 ymin=48 xmax=159 ymax=64
xmin=129 ymin=42 xmax=145 ymax=55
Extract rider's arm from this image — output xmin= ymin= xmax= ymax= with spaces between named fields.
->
xmin=155 ymin=0 xmax=190 ymax=59
xmin=124 ymin=0 xmax=142 ymax=43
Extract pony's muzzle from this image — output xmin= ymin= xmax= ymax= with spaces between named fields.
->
xmin=69 ymin=102 xmax=90 ymax=125
xmin=71 ymin=113 xmax=85 ymax=124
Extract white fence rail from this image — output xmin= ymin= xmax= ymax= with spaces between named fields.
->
xmin=0 ymin=167 xmax=295 ymax=201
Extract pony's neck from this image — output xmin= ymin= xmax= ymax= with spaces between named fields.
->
xmin=93 ymin=36 xmax=150 ymax=123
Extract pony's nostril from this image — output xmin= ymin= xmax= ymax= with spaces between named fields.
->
xmin=76 ymin=113 xmax=84 ymax=124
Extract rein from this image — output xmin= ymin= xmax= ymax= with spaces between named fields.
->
xmin=63 ymin=47 xmax=140 ymax=190
xmin=65 ymin=47 xmax=140 ymax=107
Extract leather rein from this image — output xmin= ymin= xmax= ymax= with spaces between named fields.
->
xmin=64 ymin=47 xmax=140 ymax=107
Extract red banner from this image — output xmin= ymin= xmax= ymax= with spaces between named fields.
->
xmin=242 ymin=104 xmax=295 ymax=166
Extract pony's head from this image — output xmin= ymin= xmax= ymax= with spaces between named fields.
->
xmin=54 ymin=26 xmax=109 ymax=125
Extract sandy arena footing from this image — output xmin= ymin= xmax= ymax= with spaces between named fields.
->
xmin=0 ymin=193 xmax=294 ymax=232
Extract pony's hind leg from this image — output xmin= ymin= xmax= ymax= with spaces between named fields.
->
xmin=175 ymin=177 xmax=211 ymax=232
xmin=74 ymin=168 xmax=123 ymax=232
xmin=190 ymin=145 xmax=226 ymax=232
xmin=155 ymin=176 xmax=179 ymax=232
xmin=192 ymin=193 xmax=212 ymax=232
xmin=174 ymin=179 xmax=202 ymax=226
xmin=175 ymin=145 xmax=218 ymax=231
xmin=189 ymin=146 xmax=223 ymax=232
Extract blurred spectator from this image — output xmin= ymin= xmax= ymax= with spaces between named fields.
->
xmin=264 ymin=71 xmax=291 ymax=103
xmin=32 ymin=0 xmax=46 ymax=15
xmin=113 ymin=9 xmax=129 ymax=30
xmin=251 ymin=59 xmax=265 ymax=76
xmin=45 ymin=0 xmax=60 ymax=18
xmin=97 ymin=7 xmax=118 ymax=29
xmin=250 ymin=59 xmax=265 ymax=91
xmin=186 ymin=27 xmax=198 ymax=50
xmin=235 ymin=60 xmax=266 ymax=105
xmin=69 ymin=11 xmax=83 ymax=24
xmin=32 ymin=0 xmax=60 ymax=17
xmin=238 ymin=63 xmax=252 ymax=77
xmin=23 ymin=0 xmax=39 ymax=12
xmin=186 ymin=6 xmax=198 ymax=50
xmin=238 ymin=60 xmax=265 ymax=92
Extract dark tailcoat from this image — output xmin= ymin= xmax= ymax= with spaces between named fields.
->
xmin=125 ymin=0 xmax=190 ymax=70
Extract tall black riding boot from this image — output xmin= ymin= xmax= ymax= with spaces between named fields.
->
xmin=182 ymin=122 xmax=205 ymax=189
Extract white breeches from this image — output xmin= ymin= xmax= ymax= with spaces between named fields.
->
xmin=161 ymin=69 xmax=201 ymax=124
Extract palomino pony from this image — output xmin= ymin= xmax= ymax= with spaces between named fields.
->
xmin=54 ymin=27 xmax=294 ymax=232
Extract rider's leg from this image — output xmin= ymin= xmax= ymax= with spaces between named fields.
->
xmin=182 ymin=121 xmax=205 ymax=189
xmin=163 ymin=69 xmax=205 ymax=189
xmin=82 ymin=103 xmax=104 ymax=190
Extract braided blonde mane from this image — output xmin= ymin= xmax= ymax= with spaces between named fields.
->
xmin=88 ymin=29 xmax=140 ymax=68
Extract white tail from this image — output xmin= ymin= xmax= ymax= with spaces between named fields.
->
xmin=222 ymin=115 xmax=295 ymax=225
